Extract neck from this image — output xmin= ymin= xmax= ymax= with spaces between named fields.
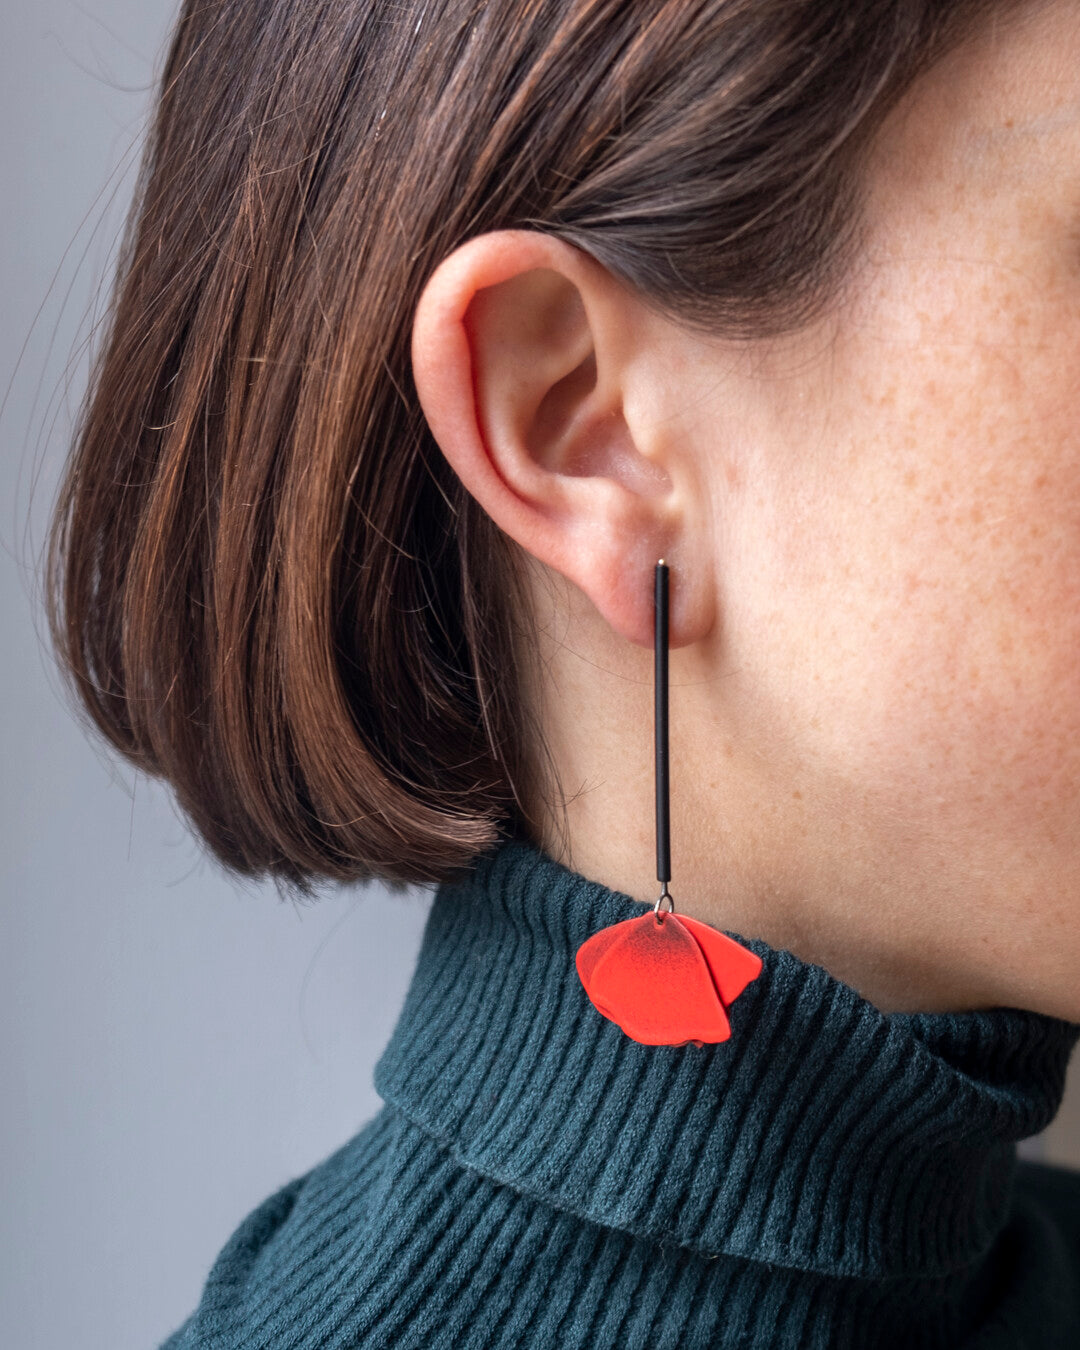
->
xmin=520 ymin=576 xmax=1040 ymax=1018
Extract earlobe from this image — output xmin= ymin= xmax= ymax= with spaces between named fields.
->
xmin=410 ymin=229 xmax=713 ymax=648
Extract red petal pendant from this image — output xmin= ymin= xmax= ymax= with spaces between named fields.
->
xmin=575 ymin=912 xmax=762 ymax=1047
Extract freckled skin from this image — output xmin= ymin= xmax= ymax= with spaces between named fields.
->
xmin=527 ymin=1 xmax=1080 ymax=1018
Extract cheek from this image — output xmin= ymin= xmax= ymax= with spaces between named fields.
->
xmin=748 ymin=317 xmax=1080 ymax=844
xmin=855 ymin=517 xmax=1080 ymax=831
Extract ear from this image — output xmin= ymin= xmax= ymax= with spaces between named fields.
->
xmin=410 ymin=229 xmax=715 ymax=648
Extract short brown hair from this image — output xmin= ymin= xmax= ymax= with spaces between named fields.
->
xmin=47 ymin=0 xmax=1017 ymax=892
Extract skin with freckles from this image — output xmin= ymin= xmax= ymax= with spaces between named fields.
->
xmin=410 ymin=0 xmax=1080 ymax=1020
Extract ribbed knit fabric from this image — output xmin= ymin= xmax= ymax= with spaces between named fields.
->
xmin=159 ymin=835 xmax=1080 ymax=1349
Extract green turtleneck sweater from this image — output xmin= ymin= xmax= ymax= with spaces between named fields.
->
xmin=158 ymin=836 xmax=1080 ymax=1348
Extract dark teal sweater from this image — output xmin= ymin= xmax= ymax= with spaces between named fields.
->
xmin=160 ymin=836 xmax=1080 ymax=1348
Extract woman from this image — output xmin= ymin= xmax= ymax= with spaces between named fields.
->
xmin=47 ymin=0 xmax=1080 ymax=1345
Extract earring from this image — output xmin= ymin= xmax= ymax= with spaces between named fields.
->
xmin=574 ymin=560 xmax=763 ymax=1046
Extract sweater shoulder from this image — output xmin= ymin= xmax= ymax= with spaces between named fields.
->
xmin=153 ymin=1105 xmax=629 ymax=1350
xmin=154 ymin=1106 xmax=404 ymax=1348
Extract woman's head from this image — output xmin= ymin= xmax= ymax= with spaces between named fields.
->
xmin=49 ymin=0 xmax=1079 ymax=1015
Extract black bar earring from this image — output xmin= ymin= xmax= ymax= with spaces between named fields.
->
xmin=574 ymin=560 xmax=764 ymax=1047
xmin=655 ymin=561 xmax=672 ymax=917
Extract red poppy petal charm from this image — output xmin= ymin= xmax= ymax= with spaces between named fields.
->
xmin=576 ymin=912 xmax=762 ymax=1047
xmin=675 ymin=914 xmax=763 ymax=1007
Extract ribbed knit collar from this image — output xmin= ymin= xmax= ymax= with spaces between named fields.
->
xmin=373 ymin=834 xmax=1079 ymax=1336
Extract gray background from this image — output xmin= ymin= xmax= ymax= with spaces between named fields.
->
xmin=2 ymin=4 xmax=1078 ymax=1349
